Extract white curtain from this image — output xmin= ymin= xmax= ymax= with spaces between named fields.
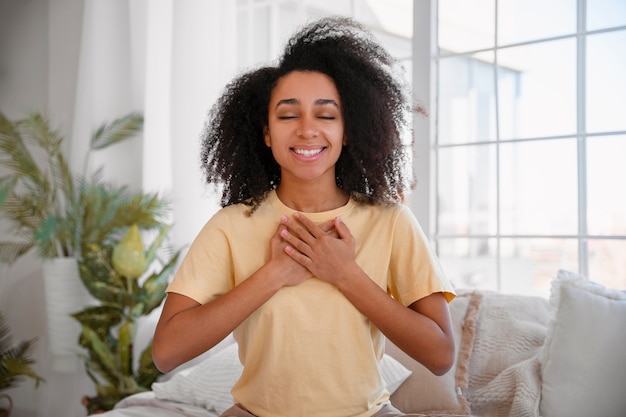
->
xmin=70 ymin=0 xmax=236 ymax=250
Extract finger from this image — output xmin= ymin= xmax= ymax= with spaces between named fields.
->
xmin=280 ymin=228 xmax=312 ymax=256
xmin=274 ymin=222 xmax=285 ymax=236
xmin=280 ymin=214 xmax=309 ymax=235
xmin=334 ymin=216 xmax=353 ymax=240
xmin=284 ymin=245 xmax=313 ymax=269
xmin=281 ymin=213 xmax=319 ymax=242
xmin=293 ymin=212 xmax=325 ymax=239
xmin=318 ymin=219 xmax=335 ymax=232
xmin=315 ymin=219 xmax=339 ymax=238
xmin=272 ymin=223 xmax=288 ymax=244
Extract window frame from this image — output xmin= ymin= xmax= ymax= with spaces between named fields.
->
xmin=418 ymin=0 xmax=626 ymax=293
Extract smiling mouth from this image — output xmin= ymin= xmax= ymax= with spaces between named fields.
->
xmin=292 ymin=147 xmax=325 ymax=157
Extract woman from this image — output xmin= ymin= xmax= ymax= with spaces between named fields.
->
xmin=153 ymin=16 xmax=455 ymax=417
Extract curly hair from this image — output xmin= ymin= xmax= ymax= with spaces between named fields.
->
xmin=200 ymin=16 xmax=415 ymax=212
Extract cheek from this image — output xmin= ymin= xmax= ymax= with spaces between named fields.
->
xmin=331 ymin=126 xmax=345 ymax=145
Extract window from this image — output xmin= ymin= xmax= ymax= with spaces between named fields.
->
xmin=235 ymin=0 xmax=413 ymax=73
xmin=430 ymin=0 xmax=626 ymax=295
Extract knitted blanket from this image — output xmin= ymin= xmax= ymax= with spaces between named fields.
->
xmin=461 ymin=290 xmax=552 ymax=417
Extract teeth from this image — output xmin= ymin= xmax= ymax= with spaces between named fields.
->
xmin=294 ymin=148 xmax=323 ymax=157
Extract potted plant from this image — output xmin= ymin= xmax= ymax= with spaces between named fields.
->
xmin=0 ymin=111 xmax=154 ymax=263
xmin=0 ymin=112 xmax=172 ymax=370
xmin=0 ymin=311 xmax=44 ymax=417
xmin=1 ymin=112 xmax=183 ymax=411
xmin=73 ymin=223 xmax=181 ymax=414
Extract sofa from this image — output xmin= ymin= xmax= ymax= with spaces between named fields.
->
xmin=103 ymin=269 xmax=626 ymax=417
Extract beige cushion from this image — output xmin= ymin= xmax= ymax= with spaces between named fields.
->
xmin=462 ymin=289 xmax=551 ymax=417
xmin=387 ymin=291 xmax=482 ymax=415
xmin=539 ymin=269 xmax=626 ymax=417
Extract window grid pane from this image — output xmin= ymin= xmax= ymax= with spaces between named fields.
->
xmin=586 ymin=135 xmax=626 ymax=236
xmin=497 ymin=0 xmax=577 ymax=45
xmin=438 ymin=53 xmax=497 ymax=144
xmin=497 ymin=39 xmax=577 ymax=140
xmin=499 ymin=139 xmax=578 ymax=236
xmin=586 ymin=30 xmax=626 ymax=133
xmin=438 ymin=144 xmax=497 ymax=235
xmin=437 ymin=238 xmax=499 ymax=290
xmin=434 ymin=0 xmax=626 ymax=295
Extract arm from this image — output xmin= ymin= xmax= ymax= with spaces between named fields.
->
xmin=280 ymin=213 xmax=455 ymax=375
xmin=337 ymin=273 xmax=454 ymax=376
xmin=152 ymin=268 xmax=282 ymax=373
xmin=152 ymin=218 xmax=338 ymax=373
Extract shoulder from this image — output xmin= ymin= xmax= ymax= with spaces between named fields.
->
xmin=196 ymin=202 xmax=257 ymax=238
xmin=204 ymin=196 xmax=279 ymax=232
xmin=357 ymin=202 xmax=427 ymax=242
xmin=353 ymin=199 xmax=412 ymax=223
xmin=205 ymin=203 xmax=248 ymax=225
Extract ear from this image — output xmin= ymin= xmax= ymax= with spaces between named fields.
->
xmin=343 ymin=135 xmax=347 ymax=146
xmin=264 ymin=126 xmax=271 ymax=147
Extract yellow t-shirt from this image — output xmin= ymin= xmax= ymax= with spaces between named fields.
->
xmin=167 ymin=190 xmax=455 ymax=417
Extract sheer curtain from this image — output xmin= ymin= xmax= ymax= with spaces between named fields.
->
xmin=70 ymin=0 xmax=235 ymax=252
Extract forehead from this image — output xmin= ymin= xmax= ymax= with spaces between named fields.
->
xmin=270 ymin=71 xmax=340 ymax=103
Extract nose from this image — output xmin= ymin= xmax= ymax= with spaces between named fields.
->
xmin=296 ymin=115 xmax=318 ymax=139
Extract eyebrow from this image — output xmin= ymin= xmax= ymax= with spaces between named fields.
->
xmin=274 ymin=98 xmax=339 ymax=110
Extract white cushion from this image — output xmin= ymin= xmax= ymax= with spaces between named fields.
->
xmin=153 ymin=341 xmax=411 ymax=415
xmin=152 ymin=343 xmax=242 ymax=415
xmin=539 ymin=269 xmax=626 ymax=417
xmin=379 ymin=353 xmax=413 ymax=393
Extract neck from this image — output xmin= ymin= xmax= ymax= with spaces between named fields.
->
xmin=275 ymin=184 xmax=348 ymax=213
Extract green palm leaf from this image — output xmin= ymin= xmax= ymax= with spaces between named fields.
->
xmin=0 ymin=176 xmax=17 ymax=207
xmin=0 ymin=312 xmax=44 ymax=390
xmin=20 ymin=113 xmax=71 ymax=195
xmin=90 ymin=113 xmax=143 ymax=150
xmin=0 ymin=241 xmax=34 ymax=264
xmin=0 ymin=114 xmax=44 ymax=186
xmin=0 ymin=111 xmax=149 ymax=264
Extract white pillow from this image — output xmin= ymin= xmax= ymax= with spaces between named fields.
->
xmin=153 ymin=343 xmax=242 ymax=415
xmin=379 ymin=353 xmax=413 ymax=393
xmin=539 ymin=269 xmax=626 ymax=417
xmin=153 ymin=342 xmax=411 ymax=415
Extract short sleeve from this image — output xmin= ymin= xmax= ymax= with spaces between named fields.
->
xmin=166 ymin=211 xmax=235 ymax=304
xmin=387 ymin=205 xmax=455 ymax=306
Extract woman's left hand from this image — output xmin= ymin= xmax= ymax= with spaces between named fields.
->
xmin=279 ymin=213 xmax=358 ymax=285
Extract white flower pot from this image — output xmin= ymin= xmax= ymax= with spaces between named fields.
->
xmin=42 ymin=257 xmax=93 ymax=373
